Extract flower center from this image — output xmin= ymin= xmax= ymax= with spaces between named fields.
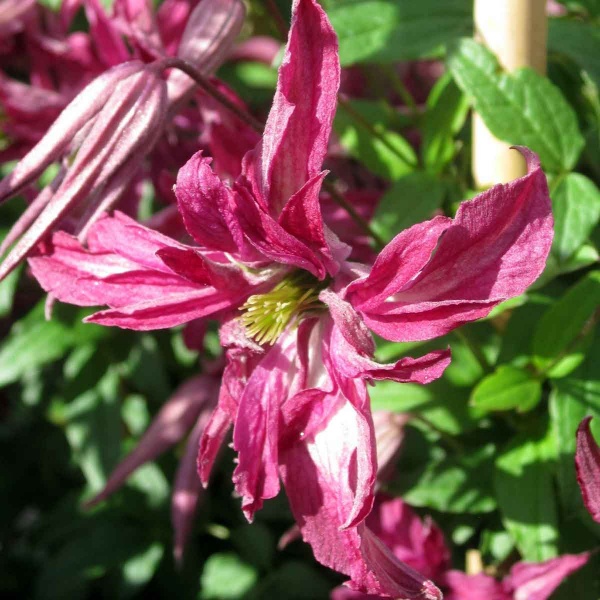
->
xmin=240 ymin=272 xmax=325 ymax=345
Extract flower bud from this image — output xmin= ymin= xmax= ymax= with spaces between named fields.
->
xmin=166 ymin=0 xmax=245 ymax=106
xmin=0 ymin=60 xmax=168 ymax=281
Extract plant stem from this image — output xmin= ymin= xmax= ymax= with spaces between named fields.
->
xmin=264 ymin=0 xmax=289 ymax=39
xmin=161 ymin=58 xmax=265 ymax=133
xmin=412 ymin=414 xmax=464 ymax=454
xmin=452 ymin=328 xmax=493 ymax=373
xmin=337 ymin=96 xmax=415 ymax=168
xmin=382 ymin=65 xmax=420 ymax=120
xmin=322 ymin=180 xmax=386 ymax=250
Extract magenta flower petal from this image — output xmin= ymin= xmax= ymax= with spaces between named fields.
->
xmin=198 ymin=353 xmax=248 ymax=486
xmin=576 ymin=416 xmax=600 ymax=523
xmin=1 ymin=62 xmax=168 ymax=281
xmin=325 ymin=313 xmax=451 ymax=385
xmin=0 ymin=61 xmax=141 ymax=204
xmin=232 ymin=334 xmax=303 ymax=521
xmin=233 ymin=183 xmax=329 ymax=278
xmin=85 ymin=376 xmax=211 ymax=507
xmin=280 ymin=400 xmax=441 ymax=600
xmin=167 ymin=0 xmax=246 ymax=105
xmin=349 ymin=148 xmax=553 ymax=342
xmin=505 ymin=553 xmax=589 ymax=600
xmin=172 ymin=406 xmax=215 ymax=566
xmin=367 ymin=496 xmax=450 ymax=583
xmin=175 ymin=152 xmax=238 ymax=252
xmin=444 ymin=571 xmax=507 ymax=600
xmin=247 ymin=0 xmax=340 ymax=214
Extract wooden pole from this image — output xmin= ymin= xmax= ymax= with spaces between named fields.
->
xmin=472 ymin=0 xmax=547 ymax=187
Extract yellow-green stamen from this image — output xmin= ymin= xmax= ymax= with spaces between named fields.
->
xmin=240 ymin=273 xmax=325 ymax=345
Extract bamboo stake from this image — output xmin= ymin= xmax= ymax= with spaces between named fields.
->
xmin=472 ymin=0 xmax=548 ymax=187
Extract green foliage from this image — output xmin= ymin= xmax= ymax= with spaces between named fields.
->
xmin=2 ymin=2 xmax=600 ymax=598
xmin=448 ymin=38 xmax=585 ymax=172
xmin=323 ymin=0 xmax=472 ymax=65
xmin=334 ymin=99 xmax=417 ymax=180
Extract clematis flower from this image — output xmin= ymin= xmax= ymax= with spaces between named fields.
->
xmin=444 ymin=553 xmax=590 ymax=600
xmin=0 ymin=0 xmax=245 ymax=280
xmin=575 ymin=416 xmax=600 ymax=523
xmin=85 ymin=374 xmax=220 ymax=564
xmin=28 ymin=0 xmax=553 ymax=595
xmin=331 ymin=495 xmax=589 ymax=600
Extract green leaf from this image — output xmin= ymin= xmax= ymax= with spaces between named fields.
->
xmin=471 ymin=365 xmax=542 ymax=414
xmin=421 ymin=73 xmax=470 ymax=172
xmin=0 ymin=263 xmax=20 ymax=318
xmin=371 ymin=172 xmax=445 ymax=241
xmin=536 ymin=242 xmax=599 ymax=287
xmin=324 ymin=0 xmax=472 ymax=65
xmin=532 ymin=270 xmax=600 ymax=377
xmin=551 ymin=173 xmax=600 ymax=262
xmin=397 ymin=443 xmax=497 ymax=513
xmin=549 ymin=18 xmax=600 ymax=88
xmin=0 ymin=302 xmax=75 ymax=387
xmin=200 ymin=553 xmax=258 ymax=600
xmin=448 ymin=39 xmax=585 ymax=172
xmin=251 ymin=561 xmax=332 ymax=600
xmin=334 ymin=99 xmax=417 ymax=180
xmin=549 ymin=332 xmax=600 ymax=515
xmin=121 ymin=543 xmax=164 ymax=590
xmin=371 ymin=378 xmax=476 ymax=435
xmin=63 ymin=369 xmax=122 ymax=492
xmin=555 ymin=0 xmax=600 ymax=18
xmin=495 ymin=422 xmax=559 ymax=561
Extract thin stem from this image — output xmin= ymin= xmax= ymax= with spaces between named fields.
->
xmin=322 ymin=180 xmax=386 ymax=250
xmin=264 ymin=0 xmax=289 ymax=40
xmin=452 ymin=328 xmax=493 ymax=374
xmin=412 ymin=414 xmax=464 ymax=454
xmin=161 ymin=58 xmax=264 ymax=133
xmin=163 ymin=58 xmax=386 ymax=249
xmin=338 ymin=96 xmax=415 ymax=168
xmin=382 ymin=65 xmax=420 ymax=120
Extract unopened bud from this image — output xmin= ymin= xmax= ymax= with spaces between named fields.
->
xmin=0 ymin=60 xmax=169 ymax=281
xmin=166 ymin=0 xmax=245 ymax=106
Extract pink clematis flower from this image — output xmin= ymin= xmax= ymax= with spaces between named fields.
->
xmin=444 ymin=553 xmax=590 ymax=600
xmin=28 ymin=0 xmax=553 ymax=596
xmin=0 ymin=0 xmax=245 ymax=280
xmin=575 ymin=416 xmax=600 ymax=523
xmin=332 ymin=495 xmax=589 ymax=600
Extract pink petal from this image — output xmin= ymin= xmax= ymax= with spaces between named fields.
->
xmin=444 ymin=571 xmax=508 ymax=600
xmin=279 ymin=399 xmax=441 ymax=599
xmin=85 ymin=286 xmax=243 ymax=330
xmin=167 ymin=0 xmax=246 ymax=105
xmin=575 ymin=416 xmax=600 ymax=523
xmin=232 ymin=333 xmax=302 ymax=520
xmin=84 ymin=0 xmax=131 ymax=66
xmin=367 ymin=496 xmax=450 ymax=582
xmin=327 ymin=318 xmax=451 ymax=385
xmin=350 ymin=148 xmax=553 ymax=342
xmin=198 ymin=351 xmax=249 ymax=485
xmin=1 ymin=64 xmax=168 ymax=281
xmin=278 ymin=171 xmax=339 ymax=276
xmin=506 ymin=553 xmax=590 ymax=600
xmin=347 ymin=216 xmax=452 ymax=311
xmin=247 ymin=0 xmax=340 ymax=214
xmin=233 ymin=182 xmax=328 ymax=279
xmin=0 ymin=62 xmax=141 ymax=204
xmin=172 ymin=407 xmax=215 ymax=565
xmin=175 ymin=152 xmax=238 ymax=252
xmin=85 ymin=376 xmax=211 ymax=507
